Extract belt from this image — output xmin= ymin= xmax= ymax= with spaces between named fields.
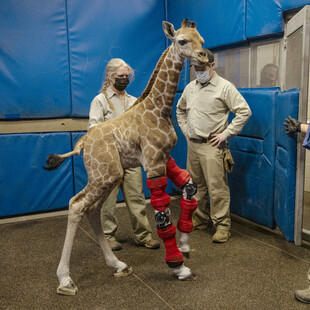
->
xmin=189 ymin=137 xmax=209 ymax=144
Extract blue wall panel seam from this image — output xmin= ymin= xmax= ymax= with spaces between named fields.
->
xmin=244 ymin=0 xmax=248 ymax=43
xmin=65 ymin=0 xmax=73 ymax=116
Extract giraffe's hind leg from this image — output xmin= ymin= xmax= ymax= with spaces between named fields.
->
xmin=56 ymin=191 xmax=86 ymax=295
xmin=86 ymin=204 xmax=133 ymax=277
xmin=56 ymin=185 xmax=108 ymax=295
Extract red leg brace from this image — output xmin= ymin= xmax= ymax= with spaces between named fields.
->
xmin=146 ymin=176 xmax=171 ymax=212
xmin=146 ymin=176 xmax=183 ymax=267
xmin=177 ymin=198 xmax=198 ymax=233
xmin=166 ymin=156 xmax=191 ymax=188
xmin=166 ymin=156 xmax=198 ymax=233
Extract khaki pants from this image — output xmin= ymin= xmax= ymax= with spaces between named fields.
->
xmin=187 ymin=140 xmax=231 ymax=230
xmin=101 ymin=167 xmax=152 ymax=243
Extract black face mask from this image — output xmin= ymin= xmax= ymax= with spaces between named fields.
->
xmin=114 ymin=77 xmax=129 ymax=91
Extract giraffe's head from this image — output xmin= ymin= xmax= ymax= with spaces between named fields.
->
xmin=163 ymin=19 xmax=208 ymax=66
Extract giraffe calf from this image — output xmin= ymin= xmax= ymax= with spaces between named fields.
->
xmin=44 ymin=18 xmax=208 ymax=295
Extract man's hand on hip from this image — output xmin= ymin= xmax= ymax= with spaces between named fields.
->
xmin=210 ymin=133 xmax=226 ymax=147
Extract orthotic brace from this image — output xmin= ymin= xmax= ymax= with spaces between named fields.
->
xmin=166 ymin=156 xmax=190 ymax=188
xmin=166 ymin=157 xmax=198 ymax=233
xmin=146 ymin=176 xmax=183 ymax=267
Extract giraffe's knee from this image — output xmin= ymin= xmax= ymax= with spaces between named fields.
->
xmin=68 ymin=197 xmax=85 ymax=221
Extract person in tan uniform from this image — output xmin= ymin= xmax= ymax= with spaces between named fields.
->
xmin=88 ymin=58 xmax=160 ymax=251
xmin=176 ymin=49 xmax=252 ymax=243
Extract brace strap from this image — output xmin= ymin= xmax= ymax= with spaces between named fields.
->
xmin=146 ymin=176 xmax=171 ymax=211
xmin=166 ymin=156 xmax=190 ymax=188
xmin=177 ymin=197 xmax=198 ymax=233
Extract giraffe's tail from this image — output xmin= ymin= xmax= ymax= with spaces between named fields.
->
xmin=43 ymin=135 xmax=85 ymax=171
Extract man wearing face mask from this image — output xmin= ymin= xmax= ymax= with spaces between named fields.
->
xmin=176 ymin=49 xmax=251 ymax=243
xmin=87 ymin=58 xmax=160 ymax=251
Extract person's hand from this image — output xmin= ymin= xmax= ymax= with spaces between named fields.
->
xmin=284 ymin=116 xmax=301 ymax=134
xmin=210 ymin=133 xmax=226 ymax=147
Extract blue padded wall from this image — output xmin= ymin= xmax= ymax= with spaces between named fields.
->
xmin=0 ymin=0 xmax=166 ymax=119
xmin=280 ymin=0 xmax=310 ymax=11
xmin=67 ymin=0 xmax=166 ymax=117
xmin=177 ymin=60 xmax=190 ymax=92
xmin=167 ymin=0 xmax=310 ymax=49
xmin=227 ymin=88 xmax=299 ymax=240
xmin=246 ymin=0 xmax=283 ymax=39
xmin=1 ymin=0 xmax=308 ymax=120
xmin=167 ymin=0 xmax=246 ymax=49
xmin=274 ymin=89 xmax=299 ymax=241
xmin=228 ymin=89 xmax=278 ymax=228
xmin=0 ymin=0 xmax=71 ymax=119
xmin=171 ymin=93 xmax=187 ymax=170
xmin=0 ymin=133 xmax=73 ymax=216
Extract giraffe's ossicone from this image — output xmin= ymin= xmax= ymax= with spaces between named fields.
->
xmin=44 ymin=18 xmax=208 ymax=295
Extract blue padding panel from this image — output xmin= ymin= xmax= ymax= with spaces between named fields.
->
xmin=228 ymin=89 xmax=278 ymax=228
xmin=274 ymin=89 xmax=299 ymax=241
xmin=246 ymin=0 xmax=284 ymax=38
xmin=177 ymin=60 xmax=190 ymax=92
xmin=0 ymin=0 xmax=71 ymax=119
xmin=67 ymin=0 xmax=166 ymax=117
xmin=171 ymin=93 xmax=187 ymax=170
xmin=280 ymin=0 xmax=310 ymax=11
xmin=72 ymin=131 xmax=176 ymax=201
xmin=167 ymin=0 xmax=246 ymax=49
xmin=0 ymin=133 xmax=73 ymax=217
xmin=238 ymin=88 xmax=278 ymax=159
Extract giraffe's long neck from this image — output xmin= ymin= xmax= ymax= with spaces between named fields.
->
xmin=142 ymin=45 xmax=185 ymax=118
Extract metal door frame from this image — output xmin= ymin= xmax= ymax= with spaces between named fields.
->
xmin=284 ymin=6 xmax=310 ymax=245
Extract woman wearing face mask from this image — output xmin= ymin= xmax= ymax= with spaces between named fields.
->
xmin=87 ymin=58 xmax=160 ymax=251
xmin=177 ymin=49 xmax=252 ymax=243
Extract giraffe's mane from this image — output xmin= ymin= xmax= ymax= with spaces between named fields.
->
xmin=130 ymin=47 xmax=170 ymax=108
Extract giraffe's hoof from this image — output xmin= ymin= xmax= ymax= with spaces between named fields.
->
xmin=179 ymin=272 xmax=197 ymax=281
xmin=57 ymin=280 xmax=78 ymax=296
xmin=182 ymin=251 xmax=190 ymax=259
xmin=114 ymin=265 xmax=133 ymax=278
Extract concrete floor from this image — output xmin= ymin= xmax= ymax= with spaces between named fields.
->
xmin=1 ymin=196 xmax=310 ymax=310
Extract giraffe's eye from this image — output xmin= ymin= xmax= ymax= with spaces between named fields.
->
xmin=178 ymin=40 xmax=188 ymax=46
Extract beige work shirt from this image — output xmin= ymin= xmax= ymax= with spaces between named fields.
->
xmin=88 ymin=87 xmax=137 ymax=130
xmin=176 ymin=72 xmax=251 ymax=140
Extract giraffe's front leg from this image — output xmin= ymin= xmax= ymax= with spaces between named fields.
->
xmin=146 ymin=175 xmax=195 ymax=281
xmin=166 ymin=157 xmax=198 ymax=258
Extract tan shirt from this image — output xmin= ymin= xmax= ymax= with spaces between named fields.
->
xmin=87 ymin=87 xmax=137 ymax=130
xmin=176 ymin=72 xmax=252 ymax=140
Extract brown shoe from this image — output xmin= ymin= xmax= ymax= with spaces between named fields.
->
xmin=106 ymin=236 xmax=122 ymax=251
xmin=212 ymin=229 xmax=231 ymax=243
xmin=137 ymin=238 xmax=161 ymax=249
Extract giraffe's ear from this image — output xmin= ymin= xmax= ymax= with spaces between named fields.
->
xmin=162 ymin=21 xmax=175 ymax=41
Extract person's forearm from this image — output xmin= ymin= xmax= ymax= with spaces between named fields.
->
xmin=301 ymin=123 xmax=308 ymax=134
